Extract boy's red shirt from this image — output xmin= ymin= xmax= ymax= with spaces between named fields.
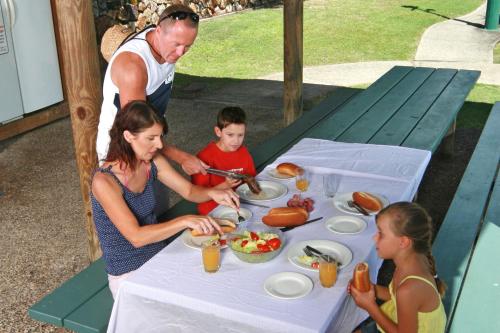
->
xmin=192 ymin=142 xmax=256 ymax=214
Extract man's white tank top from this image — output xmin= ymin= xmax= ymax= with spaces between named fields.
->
xmin=96 ymin=27 xmax=175 ymax=163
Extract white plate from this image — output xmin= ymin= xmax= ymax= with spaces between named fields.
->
xmin=263 ymin=272 xmax=313 ymax=299
xmin=267 ymin=168 xmax=294 ymax=180
xmin=325 ymin=215 xmax=367 ymax=235
xmin=332 ymin=192 xmax=389 ymax=216
xmin=287 ymin=240 xmax=353 ymax=271
xmin=210 ymin=207 xmax=252 ymax=224
xmin=236 ymin=180 xmax=288 ymax=202
xmin=181 ymin=230 xmax=228 ymax=250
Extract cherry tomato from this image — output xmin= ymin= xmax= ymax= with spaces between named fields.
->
xmin=267 ymin=238 xmax=281 ymax=250
xmin=219 ymin=239 xmax=227 ymax=246
xmin=241 ymin=240 xmax=248 ymax=247
xmin=311 ymin=261 xmax=319 ymax=269
xmin=250 ymin=232 xmax=259 ymax=241
xmin=257 ymin=244 xmax=272 ymax=252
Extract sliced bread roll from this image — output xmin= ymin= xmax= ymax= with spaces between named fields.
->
xmin=190 ymin=218 xmax=237 ymax=237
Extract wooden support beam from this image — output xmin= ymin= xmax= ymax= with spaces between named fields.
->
xmin=283 ymin=0 xmax=303 ymax=125
xmin=52 ymin=0 xmax=102 ymax=261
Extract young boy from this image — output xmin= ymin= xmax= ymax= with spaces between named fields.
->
xmin=192 ymin=106 xmax=256 ymax=214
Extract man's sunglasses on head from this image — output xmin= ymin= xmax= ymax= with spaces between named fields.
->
xmin=159 ymin=11 xmax=200 ymax=24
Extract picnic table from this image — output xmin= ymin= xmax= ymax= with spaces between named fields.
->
xmin=107 ymin=138 xmax=431 ymax=333
xmin=28 ymin=65 xmax=480 ymax=332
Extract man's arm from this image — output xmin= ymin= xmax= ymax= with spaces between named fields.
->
xmin=110 ymin=52 xmax=148 ymax=107
xmin=162 ymin=143 xmax=208 ymax=175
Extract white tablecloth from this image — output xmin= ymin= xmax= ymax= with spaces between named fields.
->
xmin=107 ymin=139 xmax=431 ymax=333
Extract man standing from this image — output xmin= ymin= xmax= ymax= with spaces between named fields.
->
xmin=96 ymin=4 xmax=207 ymax=215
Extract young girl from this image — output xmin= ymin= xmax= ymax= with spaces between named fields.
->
xmin=349 ymin=202 xmax=447 ymax=333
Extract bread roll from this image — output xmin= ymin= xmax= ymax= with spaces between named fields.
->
xmin=276 ymin=163 xmax=303 ymax=177
xmin=352 ymin=192 xmax=383 ymax=212
xmin=262 ymin=207 xmax=308 ymax=227
xmin=190 ymin=218 xmax=236 ymax=237
xmin=352 ymin=262 xmax=371 ymax=292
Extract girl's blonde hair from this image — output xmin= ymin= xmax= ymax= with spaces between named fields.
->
xmin=378 ymin=202 xmax=447 ymax=296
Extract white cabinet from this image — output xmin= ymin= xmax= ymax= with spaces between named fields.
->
xmin=0 ymin=0 xmax=63 ymax=124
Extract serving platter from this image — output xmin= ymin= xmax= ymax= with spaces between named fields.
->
xmin=263 ymin=272 xmax=313 ymax=299
xmin=287 ymin=239 xmax=353 ymax=271
xmin=236 ymin=180 xmax=288 ymax=202
xmin=332 ymin=192 xmax=389 ymax=216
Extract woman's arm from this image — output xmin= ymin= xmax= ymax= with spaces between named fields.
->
xmin=92 ymin=172 xmax=223 ymax=248
xmin=155 ymin=155 xmax=239 ymax=208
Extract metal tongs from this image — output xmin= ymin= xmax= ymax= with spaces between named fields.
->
xmin=206 ymin=168 xmax=246 ymax=180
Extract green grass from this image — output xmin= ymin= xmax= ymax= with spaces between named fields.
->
xmin=173 ymin=0 xmax=495 ymax=129
xmin=494 ymin=42 xmax=500 ymax=64
xmin=459 ymin=84 xmax=500 ymax=129
xmin=176 ymin=0 xmax=482 ymax=80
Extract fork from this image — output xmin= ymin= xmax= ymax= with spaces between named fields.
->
xmin=236 ymin=210 xmax=245 ymax=224
xmin=303 ymin=246 xmax=337 ymax=264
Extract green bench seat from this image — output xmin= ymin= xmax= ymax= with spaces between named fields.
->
xmin=28 ymin=66 xmax=480 ymax=332
xmin=432 ymin=102 xmax=500 ymax=332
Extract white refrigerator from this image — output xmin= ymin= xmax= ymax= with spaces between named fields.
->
xmin=0 ymin=0 xmax=63 ymax=124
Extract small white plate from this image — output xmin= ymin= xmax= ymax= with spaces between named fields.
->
xmin=287 ymin=240 xmax=353 ymax=271
xmin=236 ymin=180 xmax=288 ymax=202
xmin=264 ymin=272 xmax=313 ymax=299
xmin=181 ymin=230 xmax=228 ymax=250
xmin=325 ymin=215 xmax=367 ymax=235
xmin=332 ymin=192 xmax=389 ymax=216
xmin=267 ymin=168 xmax=294 ymax=180
xmin=210 ymin=207 xmax=252 ymax=224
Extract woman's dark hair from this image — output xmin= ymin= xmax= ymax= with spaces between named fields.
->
xmin=216 ymin=106 xmax=246 ymax=129
xmin=377 ymin=201 xmax=447 ymax=296
xmin=105 ymin=100 xmax=167 ymax=171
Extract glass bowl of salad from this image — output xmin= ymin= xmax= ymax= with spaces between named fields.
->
xmin=227 ymin=224 xmax=285 ymax=263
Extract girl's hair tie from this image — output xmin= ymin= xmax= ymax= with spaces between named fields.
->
xmin=434 ymin=274 xmax=439 ymax=279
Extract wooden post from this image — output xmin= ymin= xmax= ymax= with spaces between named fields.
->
xmin=283 ymin=0 xmax=303 ymax=125
xmin=52 ymin=0 xmax=102 ymax=261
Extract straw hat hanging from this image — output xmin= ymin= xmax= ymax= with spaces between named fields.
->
xmin=100 ymin=24 xmax=134 ymax=62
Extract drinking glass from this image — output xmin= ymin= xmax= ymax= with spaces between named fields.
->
xmin=295 ymin=168 xmax=310 ymax=192
xmin=323 ymin=174 xmax=341 ymax=198
xmin=319 ymin=257 xmax=338 ymax=288
xmin=202 ymin=240 xmax=220 ymax=273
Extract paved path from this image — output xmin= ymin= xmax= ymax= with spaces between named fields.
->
xmin=261 ymin=2 xmax=500 ymax=87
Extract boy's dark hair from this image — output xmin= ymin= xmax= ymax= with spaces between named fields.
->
xmin=216 ymin=106 xmax=246 ymax=129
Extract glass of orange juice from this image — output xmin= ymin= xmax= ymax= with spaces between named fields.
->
xmin=202 ymin=240 xmax=220 ymax=273
xmin=319 ymin=257 xmax=337 ymax=288
xmin=295 ymin=168 xmax=310 ymax=192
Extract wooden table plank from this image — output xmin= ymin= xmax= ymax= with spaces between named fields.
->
xmin=432 ymin=104 xmax=500 ymax=317
xmin=28 ymin=259 xmax=108 ymax=327
xmin=307 ymin=66 xmax=413 ymax=141
xmin=448 ymin=171 xmax=500 ymax=333
xmin=369 ymin=68 xmax=457 ymax=146
xmin=402 ymin=69 xmax=480 ymax=152
xmin=64 ymin=287 xmax=114 ymax=333
xmin=337 ymin=67 xmax=435 ymax=143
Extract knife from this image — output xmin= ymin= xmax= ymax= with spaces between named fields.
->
xmin=206 ymin=168 xmax=247 ymax=180
xmin=348 ymin=200 xmax=370 ymax=216
xmin=282 ymin=217 xmax=323 ymax=232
